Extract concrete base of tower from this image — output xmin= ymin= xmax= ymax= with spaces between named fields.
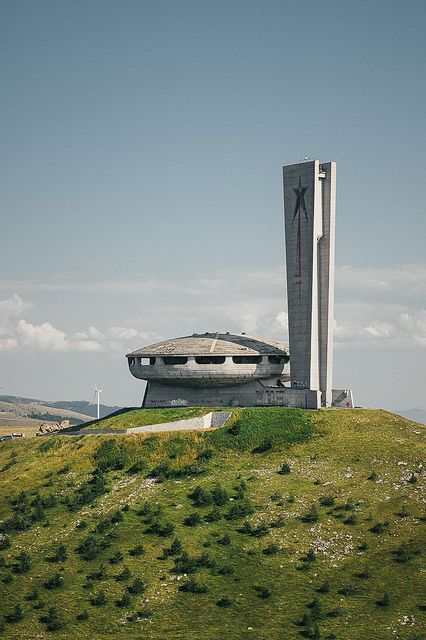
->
xmin=331 ymin=389 xmax=354 ymax=408
xmin=142 ymin=381 xmax=324 ymax=409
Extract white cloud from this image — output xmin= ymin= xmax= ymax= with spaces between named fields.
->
xmin=0 ymin=262 xmax=424 ymax=352
xmin=0 ymin=295 xmax=159 ymax=353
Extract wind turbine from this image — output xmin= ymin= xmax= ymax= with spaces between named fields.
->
xmin=93 ymin=385 xmax=102 ymax=420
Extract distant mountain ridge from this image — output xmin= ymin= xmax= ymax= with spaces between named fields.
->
xmin=0 ymin=395 xmax=122 ymax=423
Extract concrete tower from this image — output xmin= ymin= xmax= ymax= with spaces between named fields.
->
xmin=283 ymin=160 xmax=336 ymax=407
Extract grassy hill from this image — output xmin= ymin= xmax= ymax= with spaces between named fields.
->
xmin=0 ymin=408 xmax=424 ymax=640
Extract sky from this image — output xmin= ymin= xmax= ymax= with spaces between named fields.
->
xmin=1 ymin=0 xmax=425 ymax=409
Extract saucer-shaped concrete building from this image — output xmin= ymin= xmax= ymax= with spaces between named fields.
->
xmin=127 ymin=332 xmax=298 ymax=407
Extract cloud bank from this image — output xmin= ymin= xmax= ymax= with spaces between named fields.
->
xmin=0 ymin=263 xmax=424 ymax=352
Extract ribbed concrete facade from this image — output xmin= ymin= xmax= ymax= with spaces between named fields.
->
xmin=283 ymin=160 xmax=336 ymax=407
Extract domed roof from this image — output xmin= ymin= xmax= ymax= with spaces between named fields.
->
xmin=127 ymin=332 xmax=289 ymax=357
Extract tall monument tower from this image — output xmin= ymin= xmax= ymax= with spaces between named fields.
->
xmin=283 ymin=160 xmax=336 ymax=407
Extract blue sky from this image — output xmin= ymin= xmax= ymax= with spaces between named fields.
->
xmin=1 ymin=0 xmax=425 ymax=408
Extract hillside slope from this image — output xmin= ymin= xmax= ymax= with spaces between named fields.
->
xmin=0 ymin=408 xmax=424 ymax=640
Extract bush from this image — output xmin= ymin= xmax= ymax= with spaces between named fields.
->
xmin=212 ymin=484 xmax=229 ymax=506
xmin=13 ymin=550 xmax=31 ymax=574
xmin=316 ymin=580 xmax=330 ymax=594
xmin=94 ymin=440 xmax=128 ymax=472
xmin=263 ymin=543 xmax=279 ymax=556
xmin=218 ymin=533 xmax=231 ymax=546
xmin=254 ymin=585 xmax=271 ymax=599
xmin=127 ymin=578 xmax=146 ymax=594
xmin=26 ymin=587 xmax=39 ymax=601
xmin=225 ymin=498 xmax=254 ymax=520
xmin=76 ymin=533 xmax=111 ymax=560
xmin=252 ymin=437 xmax=273 ymax=453
xmin=5 ymin=603 xmax=24 ymax=623
xmin=204 ymin=507 xmax=222 ymax=522
xmin=0 ymin=534 xmax=11 ymax=550
xmin=129 ymin=543 xmax=145 ymax=557
xmin=343 ymin=514 xmax=358 ymax=525
xmin=184 ymin=512 xmax=202 ymax=527
xmin=375 ymin=593 xmax=390 ymax=607
xmin=116 ymin=566 xmax=133 ymax=581
xmin=116 ymin=591 xmax=132 ymax=608
xmin=367 ymin=471 xmax=378 ymax=481
xmin=76 ymin=609 xmax=89 ymax=621
xmin=39 ymin=605 xmax=64 ymax=630
xmin=369 ymin=521 xmax=389 ymax=534
xmin=218 ymin=564 xmax=234 ymax=575
xmin=393 ymin=542 xmax=418 ymax=563
xmin=109 ymin=551 xmax=124 ymax=564
xmin=301 ymin=505 xmax=320 ymax=523
xmin=48 ymin=543 xmax=68 ymax=563
xmin=319 ymin=495 xmax=335 ymax=507
xmin=87 ymin=564 xmax=108 ymax=581
xmin=145 ymin=519 xmax=175 ymax=537
xmin=407 ymin=473 xmax=417 ymax=484
xmin=188 ymin=486 xmax=213 ymax=507
xmin=216 ymin=597 xmax=233 ymax=607
xmin=127 ymin=460 xmax=146 ymax=474
xmin=90 ymin=590 xmax=107 ymax=606
xmin=43 ymin=572 xmax=64 ymax=589
xmin=178 ymin=577 xmax=209 ymax=594
xmin=278 ymin=462 xmax=291 ymax=475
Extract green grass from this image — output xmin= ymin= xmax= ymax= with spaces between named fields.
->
xmin=79 ymin=406 xmax=211 ymax=430
xmin=0 ymin=408 xmax=424 ymax=639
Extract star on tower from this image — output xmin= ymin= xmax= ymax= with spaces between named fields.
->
xmin=293 ymin=177 xmax=308 ymax=220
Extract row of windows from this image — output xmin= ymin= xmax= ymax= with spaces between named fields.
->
xmin=128 ymin=355 xmax=288 ymax=366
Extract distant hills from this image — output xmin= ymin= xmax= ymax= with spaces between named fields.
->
xmin=0 ymin=395 xmax=123 ymax=431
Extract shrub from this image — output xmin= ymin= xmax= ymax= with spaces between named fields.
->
xmin=5 ymin=603 xmax=24 ymax=623
xmin=225 ymin=498 xmax=254 ymax=520
xmin=26 ymin=587 xmax=39 ymax=601
xmin=40 ymin=606 xmax=64 ymax=631
xmin=263 ymin=543 xmax=279 ymax=556
xmin=44 ymin=573 xmax=64 ymax=589
xmin=116 ymin=566 xmax=133 ymax=581
xmin=145 ymin=519 xmax=175 ymax=537
xmin=367 ymin=471 xmax=378 ymax=481
xmin=127 ymin=460 xmax=146 ymax=474
xmin=407 ymin=473 xmax=417 ymax=484
xmin=184 ymin=512 xmax=202 ymax=527
xmin=319 ymin=495 xmax=335 ymax=507
xmin=212 ymin=484 xmax=229 ymax=506
xmin=393 ymin=542 xmax=418 ymax=563
xmin=13 ymin=550 xmax=31 ymax=574
xmin=178 ymin=577 xmax=209 ymax=593
xmin=90 ymin=590 xmax=107 ymax=606
xmin=48 ymin=543 xmax=68 ymax=563
xmin=216 ymin=597 xmax=233 ymax=607
xmin=307 ymin=598 xmax=323 ymax=620
xmin=369 ymin=521 xmax=389 ymax=534
xmin=252 ymin=437 xmax=273 ymax=453
xmin=303 ymin=548 xmax=316 ymax=563
xmin=76 ymin=609 xmax=89 ymax=621
xmin=270 ymin=515 xmax=286 ymax=528
xmin=116 ymin=591 xmax=132 ymax=608
xmin=109 ymin=551 xmax=124 ymax=564
xmin=396 ymin=506 xmax=409 ymax=518
xmin=204 ymin=507 xmax=222 ymax=522
xmin=218 ymin=533 xmax=231 ymax=546
xmin=94 ymin=440 xmax=128 ymax=472
xmin=87 ymin=564 xmax=108 ymax=581
xmin=301 ymin=505 xmax=320 ymax=523
xmin=343 ymin=514 xmax=358 ymax=525
xmin=127 ymin=578 xmax=146 ymax=594
xmin=76 ymin=533 xmax=111 ymax=560
xmin=218 ymin=564 xmax=234 ymax=575
xmin=375 ymin=593 xmax=390 ymax=607
xmin=254 ymin=585 xmax=271 ymax=599
xmin=317 ymin=580 xmax=330 ymax=594
xmin=188 ymin=486 xmax=213 ymax=507
xmin=0 ymin=535 xmax=11 ymax=550
xmin=278 ymin=462 xmax=291 ymax=475
xmin=129 ymin=543 xmax=145 ymax=557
